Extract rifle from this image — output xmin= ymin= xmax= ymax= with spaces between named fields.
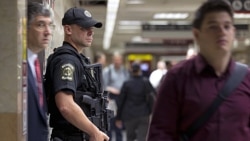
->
xmin=80 ymin=63 xmax=114 ymax=133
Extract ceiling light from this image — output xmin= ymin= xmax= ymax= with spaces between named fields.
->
xmin=234 ymin=13 xmax=250 ymax=19
xmin=153 ymin=13 xmax=189 ymax=19
xmin=147 ymin=21 xmax=169 ymax=25
xmin=119 ymin=21 xmax=141 ymax=26
xmin=118 ymin=25 xmax=141 ymax=30
xmin=103 ymin=0 xmax=120 ymax=50
xmin=127 ymin=0 xmax=144 ymax=4
xmin=131 ymin=36 xmax=150 ymax=43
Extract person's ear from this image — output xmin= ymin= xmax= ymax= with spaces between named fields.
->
xmin=64 ymin=25 xmax=72 ymax=35
xmin=192 ymin=28 xmax=199 ymax=40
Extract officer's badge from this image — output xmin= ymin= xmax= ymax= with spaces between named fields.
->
xmin=84 ymin=10 xmax=92 ymax=17
xmin=61 ymin=63 xmax=74 ymax=81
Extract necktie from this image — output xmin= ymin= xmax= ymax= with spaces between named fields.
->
xmin=34 ymin=58 xmax=44 ymax=107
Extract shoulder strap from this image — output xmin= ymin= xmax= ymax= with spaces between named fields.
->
xmin=181 ymin=62 xmax=248 ymax=141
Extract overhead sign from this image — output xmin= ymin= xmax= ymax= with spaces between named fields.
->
xmin=235 ymin=24 xmax=249 ymax=30
xmin=142 ymin=24 xmax=192 ymax=31
xmin=142 ymin=24 xmax=248 ymax=31
xmin=127 ymin=54 xmax=153 ymax=61
xmin=163 ymin=39 xmax=193 ymax=46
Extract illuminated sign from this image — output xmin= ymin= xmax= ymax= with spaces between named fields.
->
xmin=127 ymin=54 xmax=153 ymax=61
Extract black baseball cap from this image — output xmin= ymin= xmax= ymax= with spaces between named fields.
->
xmin=62 ymin=7 xmax=102 ymax=28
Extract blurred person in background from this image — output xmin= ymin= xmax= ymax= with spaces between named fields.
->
xmin=94 ymin=51 xmax=107 ymax=67
xmin=103 ymin=52 xmax=130 ymax=141
xmin=149 ymin=60 xmax=167 ymax=89
xmin=116 ymin=62 xmax=155 ymax=141
xmin=165 ymin=60 xmax=175 ymax=71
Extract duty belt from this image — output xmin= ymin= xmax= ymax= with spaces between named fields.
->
xmin=51 ymin=129 xmax=89 ymax=141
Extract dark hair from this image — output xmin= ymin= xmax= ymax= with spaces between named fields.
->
xmin=27 ymin=2 xmax=51 ymax=25
xmin=94 ymin=52 xmax=105 ymax=63
xmin=192 ymin=0 xmax=233 ymax=29
xmin=131 ymin=62 xmax=141 ymax=73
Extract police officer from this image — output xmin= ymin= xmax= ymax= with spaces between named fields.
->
xmin=44 ymin=7 xmax=109 ymax=141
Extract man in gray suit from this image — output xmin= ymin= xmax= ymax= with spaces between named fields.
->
xmin=27 ymin=2 xmax=54 ymax=141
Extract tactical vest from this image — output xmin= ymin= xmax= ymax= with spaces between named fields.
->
xmin=44 ymin=43 xmax=97 ymax=129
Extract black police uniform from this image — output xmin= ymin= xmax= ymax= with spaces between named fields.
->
xmin=44 ymin=42 xmax=93 ymax=141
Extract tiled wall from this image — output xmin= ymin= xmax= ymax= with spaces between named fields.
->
xmin=0 ymin=0 xmax=26 ymax=140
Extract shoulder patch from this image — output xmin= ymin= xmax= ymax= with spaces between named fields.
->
xmin=61 ymin=63 xmax=75 ymax=81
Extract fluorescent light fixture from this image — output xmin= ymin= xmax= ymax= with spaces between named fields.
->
xmin=103 ymin=0 xmax=120 ymax=50
xmin=234 ymin=13 xmax=250 ymax=19
xmin=147 ymin=21 xmax=169 ymax=25
xmin=154 ymin=13 xmax=189 ymax=19
xmin=131 ymin=36 xmax=150 ymax=43
xmin=127 ymin=0 xmax=144 ymax=4
xmin=118 ymin=25 xmax=141 ymax=30
xmin=119 ymin=20 xmax=141 ymax=26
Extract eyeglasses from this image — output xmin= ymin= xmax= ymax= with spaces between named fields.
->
xmin=33 ymin=22 xmax=56 ymax=31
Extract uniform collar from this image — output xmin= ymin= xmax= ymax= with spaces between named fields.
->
xmin=63 ymin=41 xmax=78 ymax=53
xmin=62 ymin=41 xmax=91 ymax=64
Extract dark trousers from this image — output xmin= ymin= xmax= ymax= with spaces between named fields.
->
xmin=50 ymin=129 xmax=88 ymax=141
xmin=124 ymin=116 xmax=150 ymax=141
xmin=50 ymin=137 xmax=84 ymax=141
xmin=108 ymin=117 xmax=123 ymax=141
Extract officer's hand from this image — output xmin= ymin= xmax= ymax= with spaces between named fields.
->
xmin=89 ymin=130 xmax=109 ymax=141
